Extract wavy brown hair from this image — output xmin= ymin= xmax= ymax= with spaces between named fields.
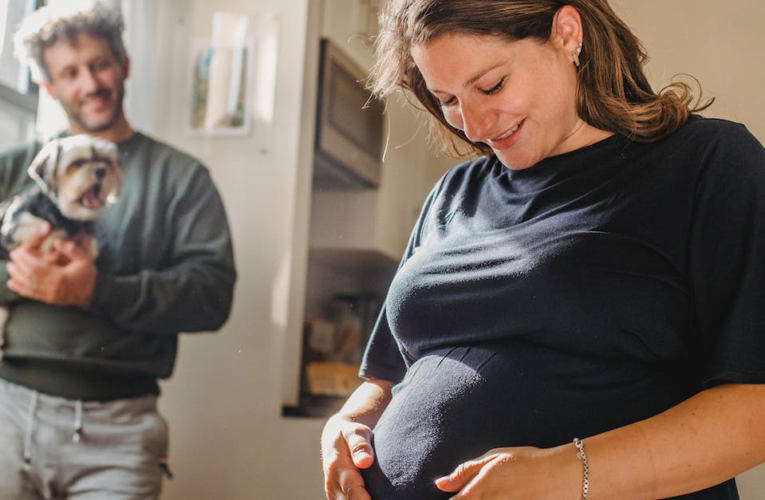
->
xmin=369 ymin=0 xmax=713 ymax=156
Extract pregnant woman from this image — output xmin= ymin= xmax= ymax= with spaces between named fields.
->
xmin=321 ymin=1 xmax=765 ymax=499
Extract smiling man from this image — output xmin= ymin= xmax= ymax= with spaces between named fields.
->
xmin=43 ymin=31 xmax=129 ymax=137
xmin=0 ymin=2 xmax=236 ymax=499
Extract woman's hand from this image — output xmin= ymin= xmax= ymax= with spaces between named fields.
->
xmin=320 ymin=378 xmax=393 ymax=500
xmin=321 ymin=415 xmax=374 ymax=500
xmin=435 ymin=445 xmax=581 ymax=500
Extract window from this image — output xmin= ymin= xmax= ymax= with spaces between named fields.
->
xmin=0 ymin=0 xmax=41 ymax=150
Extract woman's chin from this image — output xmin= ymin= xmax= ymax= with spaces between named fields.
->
xmin=495 ymin=151 xmax=534 ymax=170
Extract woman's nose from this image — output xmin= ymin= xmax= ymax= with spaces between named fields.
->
xmin=460 ymin=103 xmax=494 ymax=143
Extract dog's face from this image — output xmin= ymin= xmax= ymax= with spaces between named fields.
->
xmin=28 ymin=135 xmax=122 ymax=221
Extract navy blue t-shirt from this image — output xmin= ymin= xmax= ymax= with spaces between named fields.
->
xmin=359 ymin=117 xmax=765 ymax=499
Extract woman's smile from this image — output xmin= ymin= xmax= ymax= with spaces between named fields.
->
xmin=487 ymin=119 xmax=525 ymax=150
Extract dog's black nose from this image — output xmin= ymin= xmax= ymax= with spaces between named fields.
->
xmin=94 ymin=167 xmax=106 ymax=179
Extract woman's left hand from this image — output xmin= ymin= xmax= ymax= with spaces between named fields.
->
xmin=435 ymin=445 xmax=580 ymax=499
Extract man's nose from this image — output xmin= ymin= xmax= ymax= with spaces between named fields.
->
xmin=80 ymin=68 xmax=100 ymax=93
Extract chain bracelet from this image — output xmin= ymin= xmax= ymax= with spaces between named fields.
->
xmin=573 ymin=438 xmax=589 ymax=500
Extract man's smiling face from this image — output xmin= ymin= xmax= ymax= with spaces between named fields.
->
xmin=43 ymin=32 xmax=128 ymax=135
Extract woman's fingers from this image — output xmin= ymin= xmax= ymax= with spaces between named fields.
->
xmin=325 ymin=453 xmax=372 ymax=500
xmin=344 ymin=425 xmax=375 ymax=469
xmin=322 ymin=421 xmax=374 ymax=500
xmin=448 ymin=456 xmax=506 ymax=499
xmin=335 ymin=467 xmax=372 ymax=500
xmin=435 ymin=454 xmax=496 ymax=492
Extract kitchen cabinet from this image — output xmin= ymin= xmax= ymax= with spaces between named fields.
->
xmin=282 ymin=0 xmax=455 ymax=417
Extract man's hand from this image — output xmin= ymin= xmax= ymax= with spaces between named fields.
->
xmin=6 ymin=231 xmax=97 ymax=308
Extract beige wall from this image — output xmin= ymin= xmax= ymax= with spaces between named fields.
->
xmin=612 ymin=0 xmax=765 ymax=141
xmin=146 ymin=1 xmax=765 ymax=499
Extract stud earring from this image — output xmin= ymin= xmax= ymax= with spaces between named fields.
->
xmin=572 ymin=42 xmax=582 ymax=68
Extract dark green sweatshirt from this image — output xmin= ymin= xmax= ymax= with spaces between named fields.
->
xmin=0 ymin=132 xmax=236 ymax=400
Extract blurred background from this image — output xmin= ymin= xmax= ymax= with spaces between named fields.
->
xmin=1 ymin=0 xmax=763 ymax=498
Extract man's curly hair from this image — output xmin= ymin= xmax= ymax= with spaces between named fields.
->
xmin=14 ymin=0 xmax=126 ymax=84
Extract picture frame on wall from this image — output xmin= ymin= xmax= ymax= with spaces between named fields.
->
xmin=186 ymin=10 xmax=279 ymax=142
xmin=188 ymin=36 xmax=254 ymax=135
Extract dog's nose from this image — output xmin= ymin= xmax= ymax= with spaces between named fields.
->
xmin=94 ymin=167 xmax=106 ymax=179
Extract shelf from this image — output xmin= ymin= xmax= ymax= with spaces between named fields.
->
xmin=282 ymin=394 xmax=347 ymax=418
xmin=309 ymin=246 xmax=399 ymax=274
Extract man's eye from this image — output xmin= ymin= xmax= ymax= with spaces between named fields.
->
xmin=94 ymin=60 xmax=111 ymax=70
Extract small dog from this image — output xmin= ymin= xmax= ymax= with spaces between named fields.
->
xmin=0 ymin=134 xmax=122 ymax=356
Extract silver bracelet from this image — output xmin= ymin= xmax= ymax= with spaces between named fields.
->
xmin=573 ymin=438 xmax=590 ymax=500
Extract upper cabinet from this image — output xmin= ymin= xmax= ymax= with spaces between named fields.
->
xmin=309 ymin=0 xmax=440 ymax=262
xmin=313 ymin=38 xmax=385 ymax=189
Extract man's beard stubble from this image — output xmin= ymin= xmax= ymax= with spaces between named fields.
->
xmin=66 ymin=87 xmax=125 ymax=133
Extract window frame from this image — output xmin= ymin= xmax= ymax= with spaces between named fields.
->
xmin=0 ymin=82 xmax=37 ymax=113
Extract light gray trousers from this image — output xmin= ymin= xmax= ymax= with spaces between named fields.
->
xmin=0 ymin=378 xmax=168 ymax=500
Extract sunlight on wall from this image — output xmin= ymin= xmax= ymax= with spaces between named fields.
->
xmin=252 ymin=13 xmax=278 ymax=125
xmin=0 ymin=0 xmax=7 ymax=56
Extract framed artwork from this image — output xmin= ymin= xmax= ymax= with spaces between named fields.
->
xmin=186 ymin=11 xmax=278 ymax=143
xmin=188 ymin=37 xmax=254 ymax=135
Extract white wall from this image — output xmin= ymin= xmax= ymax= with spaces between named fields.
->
xmin=139 ymin=1 xmax=765 ymax=499
xmin=150 ymin=0 xmax=326 ymax=499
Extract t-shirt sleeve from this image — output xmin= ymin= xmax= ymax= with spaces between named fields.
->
xmin=688 ymin=122 xmax=765 ymax=387
xmin=359 ymin=174 xmax=447 ymax=383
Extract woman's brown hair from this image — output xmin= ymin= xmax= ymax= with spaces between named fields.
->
xmin=369 ymin=0 xmax=713 ymax=156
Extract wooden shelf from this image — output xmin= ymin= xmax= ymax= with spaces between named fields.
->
xmin=282 ymin=394 xmax=346 ymax=419
xmin=309 ymin=246 xmax=399 ymax=273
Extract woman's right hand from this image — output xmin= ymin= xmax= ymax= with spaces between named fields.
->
xmin=320 ymin=378 xmax=394 ymax=500
xmin=321 ymin=415 xmax=374 ymax=500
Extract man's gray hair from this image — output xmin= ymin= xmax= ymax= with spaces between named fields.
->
xmin=14 ymin=1 xmax=127 ymax=84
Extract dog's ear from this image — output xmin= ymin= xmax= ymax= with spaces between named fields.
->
xmin=28 ymin=140 xmax=62 ymax=193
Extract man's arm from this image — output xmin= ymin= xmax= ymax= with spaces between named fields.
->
xmin=89 ymin=166 xmax=236 ymax=334
xmin=8 ymin=167 xmax=237 ymax=334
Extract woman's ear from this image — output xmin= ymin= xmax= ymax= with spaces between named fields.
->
xmin=551 ymin=5 xmax=583 ymax=56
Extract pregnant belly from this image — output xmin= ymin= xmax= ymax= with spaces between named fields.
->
xmin=361 ymin=345 xmax=501 ymax=500
xmin=360 ymin=341 xmax=688 ymax=500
